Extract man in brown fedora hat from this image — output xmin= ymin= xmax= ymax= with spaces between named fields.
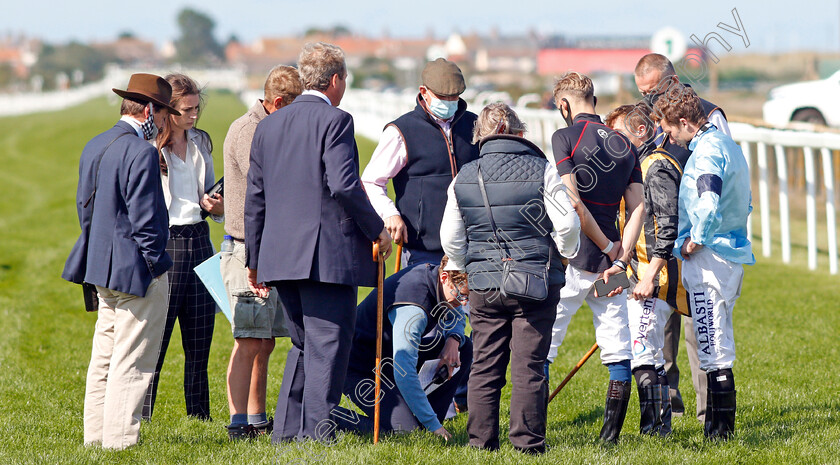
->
xmin=63 ymin=73 xmax=179 ymax=450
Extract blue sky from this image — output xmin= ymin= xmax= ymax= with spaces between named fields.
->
xmin=2 ymin=0 xmax=837 ymax=53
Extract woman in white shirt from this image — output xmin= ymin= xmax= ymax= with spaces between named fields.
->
xmin=143 ymin=73 xmax=224 ymax=421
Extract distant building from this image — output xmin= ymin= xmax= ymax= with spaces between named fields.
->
xmin=0 ymin=34 xmax=40 ymax=78
xmin=538 ymin=35 xmax=703 ymax=76
xmin=91 ymin=36 xmax=158 ymax=65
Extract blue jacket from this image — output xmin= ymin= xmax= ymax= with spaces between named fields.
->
xmin=674 ymin=125 xmax=755 ymax=265
xmin=63 ymin=120 xmax=172 ymax=297
xmin=245 ymin=94 xmax=384 ymax=286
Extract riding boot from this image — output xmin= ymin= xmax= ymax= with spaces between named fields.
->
xmin=708 ymin=390 xmax=736 ymax=440
xmin=599 ymin=380 xmax=631 ymax=443
xmin=637 ymin=385 xmax=662 ymax=435
xmin=658 ymin=383 xmax=673 ymax=437
xmin=703 ymin=386 xmax=715 ymax=437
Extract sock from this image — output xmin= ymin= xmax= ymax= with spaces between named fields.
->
xmin=607 ymin=360 xmax=632 ymax=382
xmin=709 ymin=368 xmax=735 ymax=391
xmin=632 ymin=365 xmax=657 ymax=387
xmin=656 ymin=366 xmax=669 ymax=387
xmin=248 ymin=413 xmax=268 ymax=425
xmin=229 ymin=413 xmax=248 ymax=427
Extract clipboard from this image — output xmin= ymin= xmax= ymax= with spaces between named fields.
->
xmin=194 ymin=252 xmax=232 ymax=322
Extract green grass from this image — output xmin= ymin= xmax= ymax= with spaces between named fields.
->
xmin=1 ymin=94 xmax=839 ymax=464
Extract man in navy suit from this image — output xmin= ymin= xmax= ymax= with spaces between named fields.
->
xmin=63 ymin=73 xmax=179 ymax=450
xmin=245 ymin=42 xmax=392 ymax=443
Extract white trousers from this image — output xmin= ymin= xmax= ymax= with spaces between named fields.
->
xmin=681 ymin=248 xmax=743 ymax=371
xmin=627 ymin=296 xmax=674 ymax=370
xmin=548 ymin=266 xmax=632 ymax=364
xmin=84 ymin=274 xmax=169 ymax=450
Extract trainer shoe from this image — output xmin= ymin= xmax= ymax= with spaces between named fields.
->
xmin=227 ymin=424 xmax=259 ymax=441
xmin=251 ymin=418 xmax=273 ymax=435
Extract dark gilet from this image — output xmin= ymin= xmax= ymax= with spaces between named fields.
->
xmin=453 ymin=135 xmax=565 ymax=290
xmin=389 ymin=96 xmax=479 ymax=253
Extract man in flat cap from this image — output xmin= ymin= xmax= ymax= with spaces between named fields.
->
xmin=63 ymin=73 xmax=178 ymax=450
xmin=361 ymin=57 xmax=478 ymax=415
xmin=362 ymin=57 xmax=479 ymax=270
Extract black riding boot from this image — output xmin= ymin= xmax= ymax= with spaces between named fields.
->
xmin=637 ymin=385 xmax=662 ymax=435
xmin=658 ymin=383 xmax=673 ymax=437
xmin=599 ymin=380 xmax=631 ymax=443
xmin=704 ymin=387 xmax=715 ymax=437
xmin=707 ymin=390 xmax=736 ymax=440
xmin=704 ymin=370 xmax=736 ymax=440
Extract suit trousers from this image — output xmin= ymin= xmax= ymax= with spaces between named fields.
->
xmin=144 ymin=222 xmax=216 ymax=420
xmin=270 ymin=279 xmax=357 ymax=442
xmin=84 ymin=273 xmax=168 ymax=450
xmin=467 ymin=285 xmax=561 ymax=452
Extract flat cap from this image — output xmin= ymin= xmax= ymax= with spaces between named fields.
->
xmin=421 ymin=58 xmax=466 ymax=97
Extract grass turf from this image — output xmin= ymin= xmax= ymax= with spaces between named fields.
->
xmin=0 ymin=93 xmax=838 ymax=464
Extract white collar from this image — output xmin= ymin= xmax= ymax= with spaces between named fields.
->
xmin=302 ymin=89 xmax=332 ymax=106
xmin=119 ymin=115 xmax=144 ymax=138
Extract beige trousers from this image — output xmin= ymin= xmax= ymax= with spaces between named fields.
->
xmin=84 ymin=273 xmax=169 ymax=450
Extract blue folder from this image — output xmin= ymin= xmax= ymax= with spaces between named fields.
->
xmin=194 ymin=252 xmax=233 ymax=322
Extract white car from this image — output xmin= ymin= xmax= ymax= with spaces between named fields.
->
xmin=763 ymin=70 xmax=840 ymax=127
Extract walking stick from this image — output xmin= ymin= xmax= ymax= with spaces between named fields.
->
xmin=372 ymin=242 xmax=385 ymax=444
xmin=548 ymin=343 xmax=599 ymax=404
xmin=394 ymin=243 xmax=403 ymax=274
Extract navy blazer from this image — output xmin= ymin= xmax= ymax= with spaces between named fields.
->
xmin=245 ymin=94 xmax=384 ymax=287
xmin=63 ymin=120 xmax=172 ymax=297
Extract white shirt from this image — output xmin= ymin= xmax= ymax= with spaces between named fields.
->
xmin=302 ymin=89 xmax=331 ymax=105
xmin=164 ymin=142 xmax=203 ymax=226
xmin=440 ymin=160 xmax=581 ymax=271
xmin=119 ymin=115 xmax=144 ymax=138
xmin=361 ymin=113 xmax=453 ymax=219
xmin=708 ymin=110 xmax=730 ymax=137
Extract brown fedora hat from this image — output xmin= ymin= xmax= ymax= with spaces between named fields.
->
xmin=113 ymin=73 xmax=181 ymax=115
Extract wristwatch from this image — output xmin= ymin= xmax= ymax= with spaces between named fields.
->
xmin=612 ymin=259 xmax=628 ymax=271
xmin=447 ymin=333 xmax=462 ymax=345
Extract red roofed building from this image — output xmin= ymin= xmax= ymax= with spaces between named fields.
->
xmin=537 ymin=36 xmax=704 ymax=76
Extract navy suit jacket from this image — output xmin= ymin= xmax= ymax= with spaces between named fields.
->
xmin=245 ymin=94 xmax=384 ymax=287
xmin=63 ymin=120 xmax=172 ymax=297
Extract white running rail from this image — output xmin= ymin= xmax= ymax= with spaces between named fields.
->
xmin=337 ymin=89 xmax=840 ymax=275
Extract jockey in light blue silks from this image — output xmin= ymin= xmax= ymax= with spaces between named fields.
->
xmin=653 ymin=85 xmax=754 ymax=441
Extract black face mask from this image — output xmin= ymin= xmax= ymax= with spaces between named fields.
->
xmin=644 ymin=92 xmax=661 ymax=109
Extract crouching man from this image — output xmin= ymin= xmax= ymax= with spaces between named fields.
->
xmin=333 ymin=255 xmax=472 ymax=440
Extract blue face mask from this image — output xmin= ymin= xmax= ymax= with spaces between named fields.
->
xmin=428 ymin=95 xmax=458 ymax=120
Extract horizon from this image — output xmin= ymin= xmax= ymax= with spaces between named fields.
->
xmin=1 ymin=0 xmax=838 ymax=54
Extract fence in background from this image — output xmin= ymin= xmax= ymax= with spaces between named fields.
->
xmin=0 ymin=66 xmax=247 ymax=117
xmin=338 ymin=90 xmax=840 ymax=275
xmin=3 ymin=81 xmax=836 ymax=274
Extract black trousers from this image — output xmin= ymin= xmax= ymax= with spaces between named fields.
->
xmin=336 ymin=334 xmax=473 ymax=434
xmin=270 ymin=279 xmax=356 ymax=442
xmin=467 ymin=285 xmax=562 ymax=451
xmin=143 ymin=221 xmax=215 ymax=420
